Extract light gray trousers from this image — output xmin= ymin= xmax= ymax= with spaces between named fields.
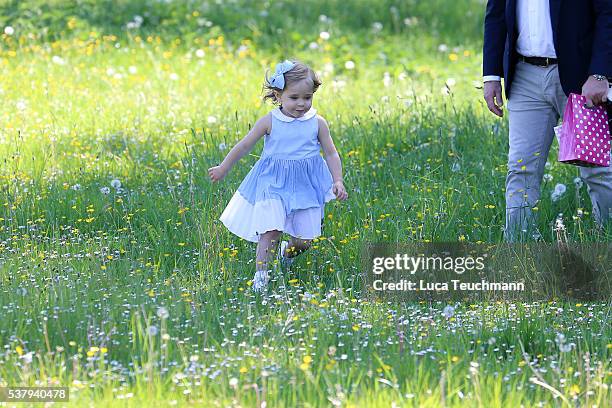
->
xmin=505 ymin=61 xmax=612 ymax=241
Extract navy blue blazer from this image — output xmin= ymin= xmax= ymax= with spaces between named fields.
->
xmin=483 ymin=0 xmax=612 ymax=98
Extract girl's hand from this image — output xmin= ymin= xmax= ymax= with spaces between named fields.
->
xmin=333 ymin=180 xmax=348 ymax=201
xmin=208 ymin=165 xmax=227 ymax=182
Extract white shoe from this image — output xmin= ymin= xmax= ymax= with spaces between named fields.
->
xmin=252 ymin=270 xmax=270 ymax=292
xmin=278 ymin=240 xmax=295 ymax=270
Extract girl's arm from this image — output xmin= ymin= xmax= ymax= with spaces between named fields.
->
xmin=317 ymin=116 xmax=348 ymax=201
xmin=208 ymin=114 xmax=271 ymax=182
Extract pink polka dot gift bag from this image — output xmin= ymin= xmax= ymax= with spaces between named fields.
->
xmin=555 ymin=93 xmax=611 ymax=167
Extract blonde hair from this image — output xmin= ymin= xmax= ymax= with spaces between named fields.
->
xmin=263 ymin=60 xmax=322 ymax=105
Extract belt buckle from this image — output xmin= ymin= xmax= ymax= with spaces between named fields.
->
xmin=544 ymin=57 xmax=550 ymax=67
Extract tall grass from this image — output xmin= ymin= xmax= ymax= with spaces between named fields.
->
xmin=0 ymin=1 xmax=609 ymax=407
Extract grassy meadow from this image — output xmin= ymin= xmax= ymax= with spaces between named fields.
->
xmin=0 ymin=0 xmax=610 ymax=406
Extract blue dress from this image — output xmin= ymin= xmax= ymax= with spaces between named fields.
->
xmin=220 ymin=107 xmax=335 ymax=242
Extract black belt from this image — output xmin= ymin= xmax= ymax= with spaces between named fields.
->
xmin=518 ymin=54 xmax=558 ymax=67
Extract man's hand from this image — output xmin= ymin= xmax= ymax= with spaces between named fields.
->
xmin=582 ymin=75 xmax=609 ymax=107
xmin=332 ymin=181 xmax=348 ymax=201
xmin=484 ymin=80 xmax=504 ymax=117
xmin=208 ymin=165 xmax=227 ymax=182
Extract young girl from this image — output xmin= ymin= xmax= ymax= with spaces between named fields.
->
xmin=208 ymin=59 xmax=348 ymax=292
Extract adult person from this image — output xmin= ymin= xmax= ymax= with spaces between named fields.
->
xmin=482 ymin=0 xmax=612 ymax=241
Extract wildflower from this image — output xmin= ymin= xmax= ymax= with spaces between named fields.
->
xmin=383 ymin=72 xmax=391 ymax=87
xmin=147 ymin=325 xmax=158 ymax=336
xmin=319 ymin=31 xmax=330 ymax=40
xmin=573 ymin=177 xmax=583 ymax=189
xmin=404 ymin=17 xmax=418 ymax=26
xmin=16 ymin=100 xmax=27 ymax=111
xmin=372 ymin=22 xmax=383 ymax=32
xmin=555 ymin=332 xmax=575 ymax=352
xmin=438 ymin=44 xmax=448 ymax=53
xmin=554 ymin=214 xmax=566 ymax=231
xmin=21 ymin=352 xmax=34 ymax=364
xmin=345 ymin=60 xmax=355 ymax=70
xmin=169 ymin=73 xmax=179 ymax=81
xmin=110 ymin=179 xmax=121 ymax=189
xmin=543 ymin=174 xmax=553 ymax=182
xmin=551 ymin=183 xmax=566 ymax=201
xmin=229 ymin=378 xmax=238 ymax=388
xmin=4 ymin=26 xmax=14 ymax=35
xmin=445 ymin=78 xmax=456 ymax=87
xmin=319 ymin=15 xmax=329 ymax=23
xmin=218 ymin=142 xmax=227 ymax=151
xmin=207 ymin=116 xmax=217 ymax=124
xmin=71 ymin=184 xmax=81 ymax=191
xmin=100 ymin=187 xmax=110 ymax=195
xmin=52 ymin=56 xmax=66 ymax=65
xmin=157 ymin=307 xmax=169 ymax=319
xmin=308 ymin=42 xmax=319 ymax=50
xmin=451 ymin=162 xmax=461 ymax=172
xmin=128 ymin=66 xmax=137 ymax=74
xmin=442 ymin=305 xmax=455 ymax=319
xmin=195 ymin=49 xmax=205 ymax=58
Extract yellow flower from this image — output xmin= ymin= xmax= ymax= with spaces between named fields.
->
xmin=16 ymin=345 xmax=23 ymax=356
xmin=451 ymin=356 xmax=460 ymax=363
xmin=303 ymin=355 xmax=312 ymax=364
xmin=239 ymin=366 xmax=248 ymax=374
xmin=569 ymin=384 xmax=580 ymax=396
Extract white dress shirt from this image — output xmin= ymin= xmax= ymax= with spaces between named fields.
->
xmin=484 ymin=0 xmax=557 ymax=82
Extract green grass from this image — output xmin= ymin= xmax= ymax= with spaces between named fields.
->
xmin=0 ymin=0 xmax=610 ymax=406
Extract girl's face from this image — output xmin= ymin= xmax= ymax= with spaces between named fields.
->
xmin=276 ymin=79 xmax=314 ymax=118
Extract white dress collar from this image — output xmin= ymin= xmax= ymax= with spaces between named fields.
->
xmin=271 ymin=107 xmax=317 ymax=122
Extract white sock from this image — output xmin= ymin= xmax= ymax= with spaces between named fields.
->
xmin=252 ymin=270 xmax=271 ymax=292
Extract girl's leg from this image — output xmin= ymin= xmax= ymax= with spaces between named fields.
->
xmin=256 ymin=230 xmax=282 ymax=271
xmin=283 ymin=236 xmax=312 ymax=258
